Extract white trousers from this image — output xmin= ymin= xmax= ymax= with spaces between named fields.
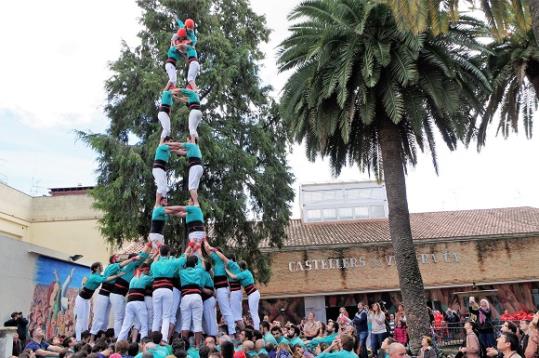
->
xmin=248 ymin=290 xmax=261 ymax=330
xmin=149 ymin=233 xmax=164 ymax=249
xmin=202 ymin=297 xmax=218 ymax=337
xmin=165 ymin=63 xmax=177 ymax=85
xmin=152 ymin=168 xmax=168 ymax=197
xmin=152 ymin=288 xmax=173 ymax=342
xmin=188 ymin=109 xmax=202 ymax=138
xmin=187 ymin=61 xmax=200 ymax=83
xmin=169 ymin=287 xmax=181 ymax=325
xmin=158 ymin=111 xmax=171 ymax=139
xmin=216 ymin=287 xmax=235 ymax=334
xmin=188 ymin=164 xmax=203 ymax=191
xmin=74 ymin=295 xmax=90 ymax=341
xmin=90 ymin=293 xmax=110 ymax=334
xmin=145 ymin=296 xmax=153 ymax=330
xmin=180 ymin=294 xmax=203 ymax=332
xmin=109 ymin=293 xmax=126 ymax=337
xmin=188 ymin=230 xmax=206 ymax=244
xmin=118 ymin=301 xmax=148 ymax=341
xmin=230 ymin=290 xmax=243 ymax=322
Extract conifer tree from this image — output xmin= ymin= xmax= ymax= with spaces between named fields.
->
xmin=79 ymin=0 xmax=294 ymax=283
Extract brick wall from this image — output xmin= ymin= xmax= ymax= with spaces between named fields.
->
xmin=259 ymin=236 xmax=539 ymax=297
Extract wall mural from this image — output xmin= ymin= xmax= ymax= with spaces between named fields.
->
xmin=28 ymin=256 xmax=91 ymax=339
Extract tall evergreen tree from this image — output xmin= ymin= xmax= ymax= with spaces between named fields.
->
xmin=79 ymin=0 xmax=294 ymax=283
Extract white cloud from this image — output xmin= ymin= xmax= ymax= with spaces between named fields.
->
xmin=0 ymin=0 xmax=141 ymax=129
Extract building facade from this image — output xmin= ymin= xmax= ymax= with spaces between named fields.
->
xmin=0 ymin=183 xmax=111 ymax=265
xmin=259 ymin=207 xmax=539 ymax=323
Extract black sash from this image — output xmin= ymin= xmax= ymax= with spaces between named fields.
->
xmin=127 ymin=288 xmax=146 ymax=302
xmin=150 ymin=219 xmax=165 ymax=234
xmin=79 ymin=287 xmax=95 ymax=299
xmin=188 ymin=157 xmax=202 ymax=168
xmin=153 ymin=160 xmax=167 ymax=171
xmin=186 ymin=220 xmax=205 ymax=234
xmin=181 ymin=284 xmax=202 ymax=297
xmin=213 ymin=275 xmax=229 ymax=289
xmin=112 ymin=277 xmax=130 ymax=296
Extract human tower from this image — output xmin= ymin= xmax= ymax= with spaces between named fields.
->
xmin=72 ymin=18 xmax=261 ymax=347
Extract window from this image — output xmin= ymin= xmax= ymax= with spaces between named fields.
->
xmin=307 ymin=210 xmax=321 ymax=220
xmin=347 ymin=189 xmax=362 ymax=200
xmin=370 ymin=205 xmax=386 ymax=218
xmin=339 ymin=207 xmax=353 ymax=219
xmin=304 ymin=191 xmax=323 ymax=204
xmin=323 ymin=190 xmax=335 ymax=200
xmin=354 ymin=207 xmax=369 ymax=218
xmin=322 ymin=208 xmax=337 ymax=220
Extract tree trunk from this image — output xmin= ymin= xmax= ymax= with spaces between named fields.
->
xmin=379 ymin=118 xmax=431 ymax=352
xmin=528 ymin=0 xmax=539 ymax=47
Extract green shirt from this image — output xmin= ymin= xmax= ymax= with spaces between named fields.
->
xmin=263 ymin=332 xmax=278 ymax=346
xmin=152 ymin=206 xmax=168 ymax=221
xmin=102 ymin=263 xmax=120 ymax=284
xmin=120 ymin=252 xmax=150 ymax=282
xmin=201 ymin=270 xmax=214 ymax=288
xmin=183 ymin=142 xmax=202 ymax=159
xmin=154 ymin=144 xmax=171 ymax=162
xmin=236 ymin=269 xmax=255 ymax=287
xmin=179 ymin=266 xmax=204 ymax=287
xmin=308 ymin=333 xmax=337 ymax=348
xmin=129 ymin=274 xmax=153 ymax=289
xmin=185 ymin=205 xmax=204 ymax=223
xmin=288 ymin=336 xmax=305 ymax=348
xmin=151 ymin=256 xmax=185 ymax=278
xmin=187 ymin=347 xmax=200 ymax=358
xmin=180 ymin=88 xmax=200 ymax=104
xmin=161 ymin=90 xmax=173 ymax=106
xmin=84 ymin=273 xmax=109 ymax=290
xmin=227 ymin=260 xmax=241 ymax=282
xmin=150 ymin=344 xmax=173 ymax=358
xmin=167 ymin=46 xmax=181 ymax=61
xmin=318 ymin=350 xmax=358 ymax=358
xmin=185 ymin=45 xmax=197 ymax=59
xmin=210 ymin=252 xmax=226 ymax=276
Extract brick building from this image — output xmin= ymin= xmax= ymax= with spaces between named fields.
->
xmin=256 ymin=206 xmax=539 ymax=323
xmin=121 ymin=205 xmax=539 ymax=324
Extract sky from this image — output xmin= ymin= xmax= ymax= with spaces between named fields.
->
xmin=0 ymin=0 xmax=538 ymax=217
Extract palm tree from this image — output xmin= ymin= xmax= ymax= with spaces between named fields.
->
xmin=278 ymin=0 xmax=490 ymax=350
xmin=476 ymin=27 xmax=539 ymax=145
xmin=381 ymin=0 xmax=539 ymax=44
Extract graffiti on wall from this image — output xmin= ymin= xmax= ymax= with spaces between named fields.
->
xmin=28 ymin=256 xmax=91 ymax=339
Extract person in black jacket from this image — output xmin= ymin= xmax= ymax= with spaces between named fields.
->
xmin=4 ymin=311 xmax=28 ymax=342
xmin=352 ymin=302 xmax=369 ymax=358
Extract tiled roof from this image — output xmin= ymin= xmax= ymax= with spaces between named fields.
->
xmin=117 ymin=207 xmax=539 ymax=254
xmin=281 ymin=206 xmax=539 ymax=248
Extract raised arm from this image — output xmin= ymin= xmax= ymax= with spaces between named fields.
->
xmin=215 ymin=250 xmax=230 ymax=264
xmin=105 ymin=271 xmax=126 ymax=282
xmin=225 ymin=267 xmax=237 ymax=280
xmin=119 ymin=256 xmax=137 ymax=268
